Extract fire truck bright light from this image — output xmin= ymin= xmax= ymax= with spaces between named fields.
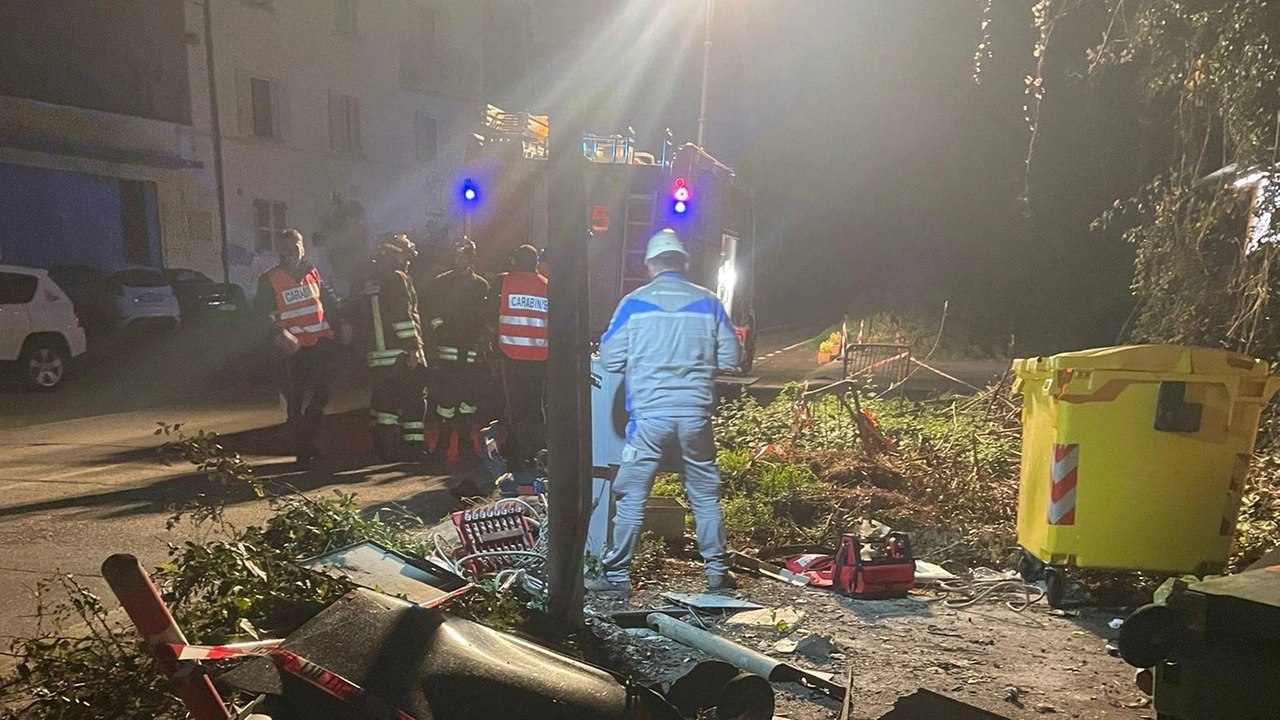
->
xmin=462 ymin=179 xmax=478 ymax=202
xmin=674 ymin=186 xmax=690 ymax=202
xmin=674 ymin=200 xmax=688 ymax=214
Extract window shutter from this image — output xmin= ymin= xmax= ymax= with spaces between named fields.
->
xmin=235 ymin=71 xmax=252 ymax=136
xmin=351 ymin=96 xmax=362 ymax=153
xmin=274 ymin=78 xmax=291 ymax=141
xmin=328 ymin=91 xmax=340 ymax=150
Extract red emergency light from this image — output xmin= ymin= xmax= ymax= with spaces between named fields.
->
xmin=673 ymin=177 xmax=690 ymax=214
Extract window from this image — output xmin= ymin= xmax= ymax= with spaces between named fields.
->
xmin=253 ymin=199 xmax=288 ymax=251
xmin=237 ymin=72 xmax=286 ymax=140
xmin=0 ymin=272 xmax=38 ymax=305
xmin=400 ymin=4 xmax=439 ymax=91
xmin=415 ymin=112 xmax=438 ymax=163
xmin=329 ymin=93 xmax=362 ymax=153
xmin=335 ymin=0 xmax=358 ymax=36
xmin=250 ymin=78 xmax=274 ymax=138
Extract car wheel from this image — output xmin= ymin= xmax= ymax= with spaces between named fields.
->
xmin=20 ymin=339 xmax=69 ymax=391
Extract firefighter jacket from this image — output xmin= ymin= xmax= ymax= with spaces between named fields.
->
xmin=494 ymin=271 xmax=548 ymax=362
xmin=254 ymin=261 xmax=335 ymax=348
xmin=364 ymin=265 xmax=427 ymax=367
xmin=599 ymin=271 xmax=741 ymax=418
xmin=423 ymin=268 xmax=490 ymax=363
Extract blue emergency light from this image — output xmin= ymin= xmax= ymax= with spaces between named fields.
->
xmin=462 ymin=178 xmax=478 ymax=203
xmin=673 ymin=177 xmax=690 ymax=214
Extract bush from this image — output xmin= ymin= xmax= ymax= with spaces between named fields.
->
xmin=711 ymin=384 xmax=1023 ymax=566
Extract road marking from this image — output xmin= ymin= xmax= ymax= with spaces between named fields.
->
xmin=0 ymin=565 xmax=102 ymax=577
xmin=0 ymin=478 xmax=120 ymax=490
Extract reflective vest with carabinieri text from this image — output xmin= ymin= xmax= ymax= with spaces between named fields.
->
xmin=497 ymin=271 xmax=548 ymax=361
xmin=267 ymin=266 xmax=333 ymax=348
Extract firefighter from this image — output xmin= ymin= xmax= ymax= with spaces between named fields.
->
xmin=254 ymin=229 xmax=342 ymax=466
xmin=492 ymin=244 xmax=548 ymax=475
xmin=423 ymin=239 xmax=491 ymax=468
xmin=364 ymin=234 xmax=431 ymax=461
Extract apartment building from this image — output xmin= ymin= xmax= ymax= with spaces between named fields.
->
xmin=0 ymin=0 xmax=219 ymax=275
xmin=207 ymin=0 xmax=485 ymax=293
xmin=0 ymin=0 xmax=485 ymax=294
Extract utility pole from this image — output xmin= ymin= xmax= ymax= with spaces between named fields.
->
xmin=696 ymin=0 xmax=714 ymax=148
xmin=202 ymin=0 xmax=231 ymax=285
xmin=544 ymin=117 xmax=592 ymax=632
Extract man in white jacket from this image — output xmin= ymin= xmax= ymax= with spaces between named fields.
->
xmin=587 ymin=229 xmax=742 ymax=597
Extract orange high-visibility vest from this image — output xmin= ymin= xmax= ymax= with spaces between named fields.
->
xmin=497 ymin=271 xmax=548 ymax=361
xmin=267 ymin=266 xmax=333 ymax=348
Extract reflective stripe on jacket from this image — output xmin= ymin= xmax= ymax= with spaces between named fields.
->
xmin=496 ymin=271 xmax=548 ymax=361
xmin=599 ymin=272 xmax=741 ymax=417
xmin=364 ymin=267 xmax=425 ymax=367
xmin=266 ymin=266 xmax=333 ymax=347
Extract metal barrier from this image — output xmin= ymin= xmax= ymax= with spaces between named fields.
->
xmin=842 ymin=343 xmax=911 ymax=388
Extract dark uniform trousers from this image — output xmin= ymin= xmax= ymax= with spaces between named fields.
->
xmin=278 ymin=339 xmax=336 ymax=459
xmin=370 ymin=355 xmax=429 ymax=460
xmin=501 ymin=358 xmax=546 ymax=472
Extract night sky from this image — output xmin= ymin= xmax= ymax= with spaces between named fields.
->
xmin=486 ymin=1 xmax=1163 ymax=354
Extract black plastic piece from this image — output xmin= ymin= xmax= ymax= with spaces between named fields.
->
xmin=1117 ymin=603 xmax=1181 ymax=669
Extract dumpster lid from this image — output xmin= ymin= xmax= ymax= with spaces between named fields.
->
xmin=1017 ymin=345 xmax=1268 ymax=377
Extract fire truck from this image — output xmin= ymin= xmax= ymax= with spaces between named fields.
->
xmin=458 ymin=105 xmax=758 ymax=370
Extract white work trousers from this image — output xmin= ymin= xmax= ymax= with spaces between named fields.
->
xmin=602 ymin=415 xmax=729 ymax=582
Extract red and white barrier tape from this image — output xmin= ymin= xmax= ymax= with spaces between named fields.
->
xmin=168 ymin=641 xmax=415 ymax=720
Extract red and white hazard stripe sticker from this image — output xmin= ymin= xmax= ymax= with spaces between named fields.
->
xmin=1049 ymin=443 xmax=1078 ymax=526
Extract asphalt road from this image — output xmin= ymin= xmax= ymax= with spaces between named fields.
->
xmin=746 ymin=323 xmax=1009 ymax=399
xmin=0 ymin=323 xmax=460 ymax=644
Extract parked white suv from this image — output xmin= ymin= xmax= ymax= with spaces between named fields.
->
xmin=0 ymin=265 xmax=88 ymax=390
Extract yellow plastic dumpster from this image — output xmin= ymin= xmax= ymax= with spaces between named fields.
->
xmin=1013 ymin=345 xmax=1280 ymax=601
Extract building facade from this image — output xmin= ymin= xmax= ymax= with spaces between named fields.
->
xmin=204 ymin=0 xmax=485 ymax=294
xmin=0 ymin=0 xmax=485 ymax=296
xmin=0 ymin=0 xmax=219 ymax=277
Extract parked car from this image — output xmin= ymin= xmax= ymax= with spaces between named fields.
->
xmin=163 ymin=268 xmax=246 ymax=318
xmin=47 ymin=264 xmax=113 ymax=334
xmin=0 ymin=264 xmax=88 ymax=390
xmin=107 ymin=268 xmax=181 ymax=330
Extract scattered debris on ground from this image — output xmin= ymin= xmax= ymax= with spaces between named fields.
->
xmin=585 ymin=568 xmax=1150 ymax=720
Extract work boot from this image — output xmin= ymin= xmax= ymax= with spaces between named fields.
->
xmin=425 ymin=420 xmax=454 ymax=472
xmin=456 ymin=419 xmax=482 ymax=468
xmin=584 ymin=576 xmax=632 ymax=599
xmin=372 ymin=425 xmax=400 ymax=463
xmin=400 ymin=442 xmax=426 ymax=463
xmin=705 ymin=572 xmax=739 ymax=594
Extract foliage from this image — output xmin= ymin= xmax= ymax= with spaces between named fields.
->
xmin=156 ymin=422 xmax=262 ymax=528
xmin=447 ymin=578 xmax=532 ymax=634
xmin=0 ymin=576 xmax=173 ymax=719
xmin=712 ymin=385 xmax=1023 ymax=566
xmin=629 ymin=532 xmax=668 ymax=584
xmin=0 ymin=428 xmax=517 ymax=719
xmin=1020 ymin=1 xmax=1280 ymax=359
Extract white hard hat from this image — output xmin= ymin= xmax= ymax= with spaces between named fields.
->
xmin=644 ymin=229 xmax=687 ymax=261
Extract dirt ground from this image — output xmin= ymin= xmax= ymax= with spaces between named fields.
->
xmin=584 ymin=561 xmax=1153 ymax=720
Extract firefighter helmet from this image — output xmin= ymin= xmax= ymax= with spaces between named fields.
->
xmin=379 ymin=233 xmax=417 ymax=258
